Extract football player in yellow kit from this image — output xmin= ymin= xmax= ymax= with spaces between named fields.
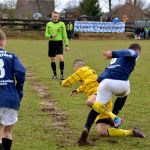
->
xmin=61 ymin=59 xmax=144 ymax=145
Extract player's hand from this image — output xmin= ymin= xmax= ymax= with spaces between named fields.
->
xmin=60 ymin=80 xmax=63 ymax=85
xmin=70 ymin=90 xmax=77 ymax=96
xmin=103 ymin=51 xmax=112 ymax=59
xmin=60 ymin=79 xmax=65 ymax=86
xmin=51 ymin=34 xmax=57 ymax=38
xmin=65 ymin=46 xmax=69 ymax=51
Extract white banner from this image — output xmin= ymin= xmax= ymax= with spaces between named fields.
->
xmin=74 ymin=21 xmax=125 ymax=33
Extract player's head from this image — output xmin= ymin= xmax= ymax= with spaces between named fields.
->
xmin=0 ymin=30 xmax=6 ymax=48
xmin=52 ymin=11 xmax=59 ymax=22
xmin=129 ymin=43 xmax=141 ymax=53
xmin=73 ymin=59 xmax=85 ymax=71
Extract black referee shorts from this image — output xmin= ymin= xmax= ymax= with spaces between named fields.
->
xmin=48 ymin=40 xmax=63 ymax=57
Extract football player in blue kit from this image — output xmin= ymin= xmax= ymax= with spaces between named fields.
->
xmin=78 ymin=43 xmax=145 ymax=145
xmin=93 ymin=43 xmax=141 ymax=126
xmin=0 ymin=30 xmax=26 ymax=150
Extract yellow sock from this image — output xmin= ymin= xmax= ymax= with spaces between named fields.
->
xmin=92 ymin=101 xmax=116 ymax=120
xmin=107 ymin=127 xmax=132 ymax=137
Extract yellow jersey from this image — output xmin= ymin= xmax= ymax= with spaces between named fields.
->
xmin=62 ymin=66 xmax=99 ymax=97
xmin=62 ymin=66 xmax=112 ymax=121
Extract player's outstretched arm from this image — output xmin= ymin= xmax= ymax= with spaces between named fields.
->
xmin=103 ymin=51 xmax=112 ymax=59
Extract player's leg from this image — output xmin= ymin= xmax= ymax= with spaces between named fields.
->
xmin=92 ymin=79 xmax=130 ymax=127
xmin=96 ymin=122 xmax=145 ymax=138
xmin=86 ymin=96 xmax=112 ymax=131
xmin=96 ymin=118 xmax=132 ymax=137
xmin=57 ymin=54 xmax=64 ymax=80
xmin=92 ymin=80 xmax=117 ymax=122
xmin=78 ymin=97 xmax=112 ymax=145
xmin=48 ymin=41 xmax=57 ymax=79
xmin=112 ymin=96 xmax=127 ymax=115
xmin=0 ymin=125 xmax=4 ymax=150
xmin=50 ymin=57 xmax=57 ymax=79
xmin=2 ymin=108 xmax=18 ymax=150
xmin=86 ymin=95 xmax=96 ymax=107
xmin=56 ymin=41 xmax=64 ymax=80
xmin=96 ymin=122 xmax=132 ymax=137
xmin=0 ymin=109 xmax=4 ymax=150
xmin=78 ymin=95 xmax=98 ymax=145
xmin=2 ymin=125 xmax=13 ymax=150
xmin=78 ymin=109 xmax=99 ymax=145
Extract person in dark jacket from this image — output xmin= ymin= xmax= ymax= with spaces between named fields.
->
xmin=0 ymin=30 xmax=26 ymax=150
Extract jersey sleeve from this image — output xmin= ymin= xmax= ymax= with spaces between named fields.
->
xmin=77 ymin=84 xmax=85 ymax=93
xmin=13 ymin=55 xmax=26 ymax=99
xmin=62 ymin=22 xmax=68 ymax=46
xmin=61 ymin=69 xmax=83 ymax=87
xmin=112 ymin=50 xmax=138 ymax=58
xmin=45 ymin=23 xmax=51 ymax=38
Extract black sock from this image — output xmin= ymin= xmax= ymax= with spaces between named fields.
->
xmin=59 ymin=61 xmax=64 ymax=75
xmin=84 ymin=109 xmax=99 ymax=131
xmin=2 ymin=138 xmax=12 ymax=150
xmin=51 ymin=62 xmax=57 ymax=76
xmin=112 ymin=96 xmax=127 ymax=115
xmin=0 ymin=143 xmax=4 ymax=150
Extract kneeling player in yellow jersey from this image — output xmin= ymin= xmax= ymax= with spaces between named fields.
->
xmin=62 ymin=59 xmax=99 ymax=97
xmin=61 ymin=59 xmax=144 ymax=145
xmin=82 ymin=95 xmax=145 ymax=145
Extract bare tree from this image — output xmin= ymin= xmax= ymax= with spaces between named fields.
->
xmin=36 ymin=0 xmax=41 ymax=12
xmin=0 ymin=0 xmax=16 ymax=18
xmin=63 ymin=0 xmax=80 ymax=18
xmin=108 ymin=0 xmax=112 ymax=14
xmin=3 ymin=0 xmax=16 ymax=9
xmin=125 ymin=0 xmax=132 ymax=3
xmin=102 ymin=0 xmax=119 ymax=14
xmin=55 ymin=0 xmax=62 ymax=11
xmin=102 ymin=0 xmax=112 ymax=14
xmin=125 ymin=0 xmax=145 ymax=8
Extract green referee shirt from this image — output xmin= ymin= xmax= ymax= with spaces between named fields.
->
xmin=45 ymin=21 xmax=68 ymax=46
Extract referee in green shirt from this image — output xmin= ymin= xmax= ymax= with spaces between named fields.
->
xmin=45 ymin=11 xmax=69 ymax=80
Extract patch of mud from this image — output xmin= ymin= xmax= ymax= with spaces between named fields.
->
xmin=27 ymin=68 xmax=73 ymax=146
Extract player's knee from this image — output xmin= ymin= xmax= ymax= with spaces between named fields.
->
xmin=3 ymin=126 xmax=13 ymax=139
xmin=86 ymin=100 xmax=93 ymax=107
xmin=58 ymin=55 xmax=64 ymax=61
xmin=86 ymin=95 xmax=96 ymax=107
xmin=98 ymin=129 xmax=108 ymax=137
xmin=50 ymin=57 xmax=55 ymax=62
xmin=97 ymin=124 xmax=108 ymax=137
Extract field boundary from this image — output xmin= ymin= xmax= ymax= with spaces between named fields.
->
xmin=3 ymin=30 xmax=134 ymax=40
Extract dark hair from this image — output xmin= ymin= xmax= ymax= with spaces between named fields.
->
xmin=129 ymin=43 xmax=141 ymax=52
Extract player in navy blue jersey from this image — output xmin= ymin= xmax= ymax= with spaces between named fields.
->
xmin=78 ymin=43 xmax=145 ymax=145
xmin=93 ymin=43 xmax=141 ymax=127
xmin=0 ymin=30 xmax=26 ymax=150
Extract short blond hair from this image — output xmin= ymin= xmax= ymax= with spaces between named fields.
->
xmin=52 ymin=11 xmax=58 ymax=14
xmin=0 ymin=30 xmax=6 ymax=41
xmin=73 ymin=59 xmax=85 ymax=67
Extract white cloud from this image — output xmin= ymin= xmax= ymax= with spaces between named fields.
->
xmin=56 ymin=0 xmax=150 ymax=12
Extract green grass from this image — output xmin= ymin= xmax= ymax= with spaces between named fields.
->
xmin=6 ymin=39 xmax=150 ymax=150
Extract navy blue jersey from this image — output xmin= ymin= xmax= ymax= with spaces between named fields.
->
xmin=98 ymin=49 xmax=138 ymax=82
xmin=0 ymin=48 xmax=26 ymax=110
